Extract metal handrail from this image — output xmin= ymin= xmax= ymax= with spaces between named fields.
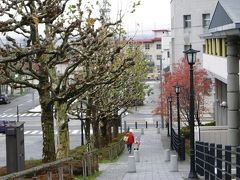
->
xmin=0 ymin=157 xmax=73 ymax=180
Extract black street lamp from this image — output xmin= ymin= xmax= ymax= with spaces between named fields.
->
xmin=168 ymin=95 xmax=173 ymax=150
xmin=183 ymin=46 xmax=200 ymax=179
xmin=174 ymin=82 xmax=181 ymax=154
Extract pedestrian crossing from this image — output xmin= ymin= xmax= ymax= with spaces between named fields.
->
xmin=0 ymin=129 xmax=90 ymax=136
xmin=0 ymin=112 xmax=41 ymax=118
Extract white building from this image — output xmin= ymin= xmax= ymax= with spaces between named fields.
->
xmin=133 ymin=30 xmax=171 ymax=79
xmin=170 ymin=0 xmax=218 ymax=64
xmin=201 ymin=0 xmax=240 ymax=146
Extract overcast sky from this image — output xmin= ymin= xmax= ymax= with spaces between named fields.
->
xmin=109 ymin=0 xmax=171 ymax=34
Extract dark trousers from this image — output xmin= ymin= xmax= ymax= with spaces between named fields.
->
xmin=127 ymin=144 xmax=132 ymax=154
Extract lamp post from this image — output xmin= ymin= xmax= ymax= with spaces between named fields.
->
xmin=174 ymin=83 xmax=181 ymax=152
xmin=183 ymin=46 xmax=200 ymax=179
xmin=168 ymin=95 xmax=173 ymax=150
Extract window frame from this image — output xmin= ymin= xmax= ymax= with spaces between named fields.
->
xmin=145 ymin=44 xmax=150 ymax=50
xmin=202 ymin=13 xmax=210 ymax=27
xmin=183 ymin=15 xmax=191 ymax=28
xmin=156 ymin=44 xmax=161 ymax=50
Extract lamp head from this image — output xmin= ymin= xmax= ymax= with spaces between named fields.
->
xmin=183 ymin=45 xmax=200 ymax=65
xmin=175 ymin=82 xmax=180 ymax=94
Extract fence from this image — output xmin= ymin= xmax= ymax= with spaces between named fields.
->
xmin=108 ymin=140 xmax=125 ymax=160
xmin=0 ymin=150 xmax=99 ymax=180
xmin=195 ymin=141 xmax=240 ymax=179
xmin=171 ymin=128 xmax=185 ymax=161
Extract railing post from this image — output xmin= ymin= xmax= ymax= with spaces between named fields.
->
xmin=69 ymin=164 xmax=73 ymax=177
xmin=135 ymin=122 xmax=137 ymax=129
xmin=156 ymin=121 xmax=158 ymax=128
xmin=225 ymin=145 xmax=231 ymax=180
xmin=209 ymin=143 xmax=215 ymax=180
xmin=196 ymin=141 xmax=204 ymax=176
xmin=145 ymin=121 xmax=148 ymax=129
xmin=236 ymin=146 xmax=240 ymax=179
xmin=179 ymin=137 xmax=185 ymax=161
xmin=204 ymin=142 xmax=209 ymax=179
xmin=47 ymin=169 xmax=52 ymax=180
xmin=216 ymin=144 xmax=222 ymax=179
xmin=58 ymin=167 xmax=63 ymax=180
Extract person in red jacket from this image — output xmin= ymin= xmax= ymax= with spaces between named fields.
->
xmin=126 ymin=129 xmax=135 ymax=154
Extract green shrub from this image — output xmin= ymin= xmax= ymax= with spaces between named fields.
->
xmin=181 ymin=126 xmax=190 ymax=139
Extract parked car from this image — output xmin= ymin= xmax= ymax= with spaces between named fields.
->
xmin=0 ymin=120 xmax=8 ymax=133
xmin=0 ymin=94 xmax=11 ymax=104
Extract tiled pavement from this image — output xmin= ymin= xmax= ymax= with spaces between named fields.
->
xmin=96 ymin=127 xmax=191 ymax=180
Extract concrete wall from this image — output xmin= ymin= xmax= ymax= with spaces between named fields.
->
xmin=195 ymin=126 xmax=228 ymax=146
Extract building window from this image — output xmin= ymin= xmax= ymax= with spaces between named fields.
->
xmin=144 ymin=54 xmax=152 ymax=61
xmin=145 ymin=44 xmax=150 ymax=49
xmin=202 ymin=13 xmax=210 ymax=27
xmin=157 ymin=55 xmax=162 ymax=60
xmin=156 ymin=44 xmax=161 ymax=49
xmin=183 ymin=15 xmax=191 ymax=28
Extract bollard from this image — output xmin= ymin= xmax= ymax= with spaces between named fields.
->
xmin=134 ymin=150 xmax=140 ymax=162
xmin=170 ymin=155 xmax=178 ymax=172
xmin=128 ymin=156 xmax=136 ymax=173
xmin=164 ymin=149 xmax=170 ymax=162
xmin=157 ymin=127 xmax=160 ymax=134
xmin=141 ymin=128 xmax=144 ymax=135
xmin=145 ymin=121 xmax=148 ymax=128
xmin=135 ymin=122 xmax=138 ymax=129
xmin=156 ymin=121 xmax=158 ymax=128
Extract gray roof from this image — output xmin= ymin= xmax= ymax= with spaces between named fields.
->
xmin=209 ymin=0 xmax=240 ymax=35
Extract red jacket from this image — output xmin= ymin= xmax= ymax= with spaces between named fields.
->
xmin=126 ymin=132 xmax=134 ymax=145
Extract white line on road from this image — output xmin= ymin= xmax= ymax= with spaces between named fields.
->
xmin=18 ymin=104 xmax=24 ymax=107
xmin=20 ymin=113 xmax=27 ymax=117
xmin=32 ymin=113 xmax=40 ymax=116
xmin=30 ymin=130 xmax=39 ymax=134
xmin=71 ymin=130 xmax=79 ymax=134
xmin=24 ymin=131 xmax=31 ymax=134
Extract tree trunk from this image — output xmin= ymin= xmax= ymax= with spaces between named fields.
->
xmin=112 ymin=114 xmax=119 ymax=138
xmin=100 ymin=118 xmax=108 ymax=147
xmin=107 ymin=122 xmax=112 ymax=143
xmin=92 ymin=105 xmax=100 ymax=149
xmin=39 ymin=89 xmax=56 ymax=162
xmin=55 ymin=101 xmax=70 ymax=159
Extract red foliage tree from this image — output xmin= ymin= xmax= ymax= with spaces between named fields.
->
xmin=155 ymin=58 xmax=212 ymax=125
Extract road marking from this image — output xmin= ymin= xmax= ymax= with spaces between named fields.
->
xmin=32 ymin=113 xmax=40 ymax=116
xmin=18 ymin=104 xmax=24 ymax=107
xmin=27 ymin=100 xmax=31 ymax=103
xmin=1 ymin=115 xmax=7 ymax=117
xmin=71 ymin=130 xmax=79 ymax=134
xmin=30 ymin=130 xmax=39 ymax=134
xmin=20 ymin=113 xmax=27 ymax=117
xmin=26 ymin=113 xmax=33 ymax=116
xmin=7 ymin=114 xmax=14 ymax=117
xmin=24 ymin=131 xmax=31 ymax=134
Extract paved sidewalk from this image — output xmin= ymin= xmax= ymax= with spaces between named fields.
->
xmin=96 ymin=127 xmax=190 ymax=180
